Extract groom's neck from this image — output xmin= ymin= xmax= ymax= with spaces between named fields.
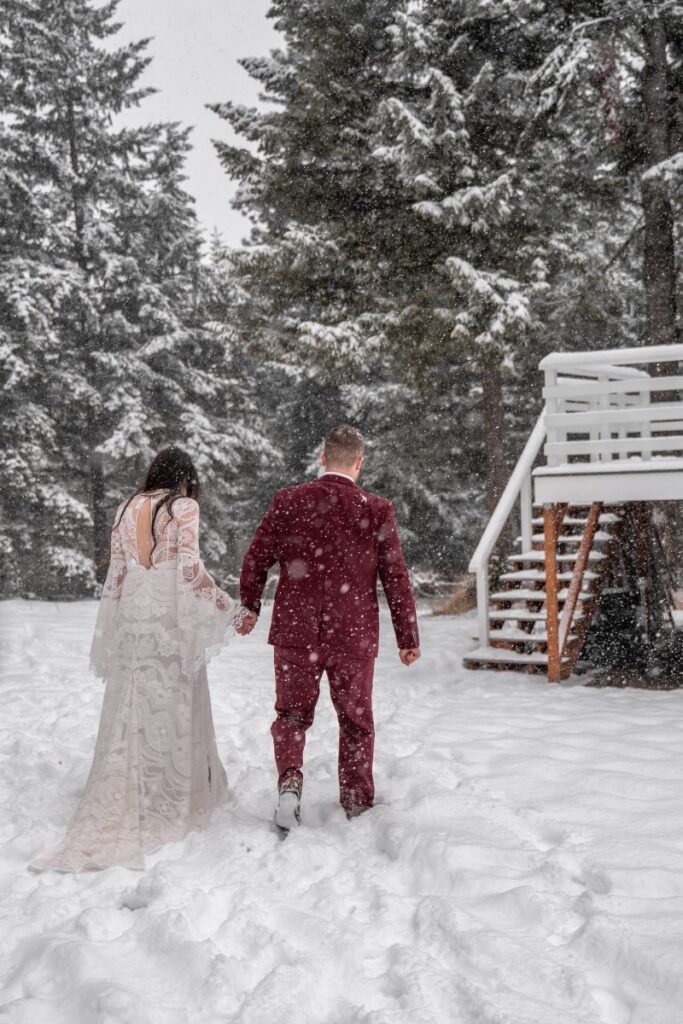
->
xmin=323 ymin=465 xmax=360 ymax=482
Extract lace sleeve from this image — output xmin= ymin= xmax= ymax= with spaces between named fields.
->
xmin=103 ymin=522 xmax=127 ymax=598
xmin=174 ymin=498 xmax=248 ymax=672
xmin=175 ymin=499 xmax=225 ymax=603
xmin=90 ymin=518 xmax=127 ymax=678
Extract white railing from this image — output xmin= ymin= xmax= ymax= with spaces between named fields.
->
xmin=468 ymin=344 xmax=683 ymax=652
xmin=540 ymin=345 xmax=683 ymax=467
xmin=468 ymin=411 xmax=546 ymax=649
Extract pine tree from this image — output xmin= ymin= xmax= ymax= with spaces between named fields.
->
xmin=371 ymin=3 xmax=548 ymax=516
xmin=374 ymin=0 xmax=660 ymax=512
xmin=525 ymin=1 xmax=683 ymax=355
xmin=0 ymin=0 xmax=113 ymax=594
xmin=209 ymin=0 xmax=408 ymax=371
xmin=211 ymin=0 xmax=681 ymax=575
xmin=210 ymin=0 xmax=489 ymax=574
xmin=0 ymin=0 xmax=268 ymax=595
xmin=521 ymin=0 xmax=683 ymax=568
xmin=200 ymin=233 xmax=285 ymax=575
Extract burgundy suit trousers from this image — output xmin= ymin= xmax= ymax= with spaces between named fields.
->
xmin=272 ymin=645 xmax=375 ymax=812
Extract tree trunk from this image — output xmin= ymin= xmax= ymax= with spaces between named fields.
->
xmin=66 ymin=93 xmax=87 ymax=270
xmin=90 ymin=452 xmax=109 ymax=584
xmin=641 ymin=14 xmax=678 ymax=360
xmin=481 ymin=349 xmax=507 ymax=517
xmin=641 ymin=15 xmax=681 ymax=579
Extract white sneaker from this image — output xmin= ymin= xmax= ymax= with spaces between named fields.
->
xmin=274 ymin=779 xmax=301 ymax=833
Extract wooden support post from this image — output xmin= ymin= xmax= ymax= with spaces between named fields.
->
xmin=558 ymin=503 xmax=602 ymax=657
xmin=544 ymin=503 xmax=561 ymax=683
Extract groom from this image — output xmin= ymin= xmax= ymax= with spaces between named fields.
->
xmin=238 ymin=424 xmax=420 ymax=831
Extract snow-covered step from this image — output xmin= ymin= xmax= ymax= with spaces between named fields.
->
xmin=500 ymin=569 xmax=598 ymax=583
xmin=490 ymin=588 xmax=591 ymax=603
xmin=530 ymin=530 xmax=613 ymax=544
xmin=463 ymin=647 xmax=568 ymax=667
xmin=531 ymin=513 xmax=620 ymax=527
xmin=485 ymin=629 xmax=577 ymax=645
xmin=507 ymin=550 xmax=606 ymax=565
xmin=489 ymin=608 xmax=584 ymax=623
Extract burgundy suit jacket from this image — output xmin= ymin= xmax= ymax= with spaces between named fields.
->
xmin=240 ymin=473 xmax=419 ymax=659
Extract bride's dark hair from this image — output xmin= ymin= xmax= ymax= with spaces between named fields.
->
xmin=141 ymin=446 xmax=201 ymax=500
xmin=115 ymin=446 xmax=201 ymax=551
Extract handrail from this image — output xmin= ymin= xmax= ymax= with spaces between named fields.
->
xmin=558 ymin=364 xmax=649 ymax=380
xmin=469 ymin=409 xmax=547 ymax=573
xmin=468 ymin=409 xmax=547 ymax=649
xmin=539 ymin=344 xmax=683 ymax=370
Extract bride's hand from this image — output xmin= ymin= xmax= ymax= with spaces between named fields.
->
xmin=237 ymin=610 xmax=258 ymax=636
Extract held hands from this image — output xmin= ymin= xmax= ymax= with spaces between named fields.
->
xmin=399 ymin=647 xmax=421 ymax=667
xmin=236 ymin=608 xmax=419 ymax=656
xmin=237 ymin=610 xmax=259 ymax=636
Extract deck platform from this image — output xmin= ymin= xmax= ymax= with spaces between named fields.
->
xmin=534 ymin=458 xmax=683 ymax=504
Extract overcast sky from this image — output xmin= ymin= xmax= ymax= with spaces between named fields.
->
xmin=114 ymin=0 xmax=280 ymax=247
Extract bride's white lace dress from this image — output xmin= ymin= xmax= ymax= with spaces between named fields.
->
xmin=30 ymin=492 xmax=244 ymax=873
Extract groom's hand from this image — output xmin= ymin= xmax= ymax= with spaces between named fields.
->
xmin=237 ymin=611 xmax=259 ymax=636
xmin=399 ymin=647 xmax=421 ymax=666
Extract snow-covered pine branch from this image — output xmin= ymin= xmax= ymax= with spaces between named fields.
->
xmin=643 ymin=151 xmax=683 ymax=184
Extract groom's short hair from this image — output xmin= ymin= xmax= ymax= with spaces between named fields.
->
xmin=324 ymin=424 xmax=365 ymax=466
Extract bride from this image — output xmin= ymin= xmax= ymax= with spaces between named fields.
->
xmin=30 ymin=446 xmax=246 ymax=873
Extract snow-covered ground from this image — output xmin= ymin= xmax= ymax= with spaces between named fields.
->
xmin=1 ymin=601 xmax=683 ymax=1024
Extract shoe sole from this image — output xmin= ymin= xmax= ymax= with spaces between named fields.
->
xmin=271 ymin=819 xmax=290 ymax=841
xmin=274 ymin=792 xmax=301 ymax=835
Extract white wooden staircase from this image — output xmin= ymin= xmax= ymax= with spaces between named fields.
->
xmin=465 ymin=345 xmax=683 ymax=682
xmin=465 ymin=504 xmax=623 ymax=678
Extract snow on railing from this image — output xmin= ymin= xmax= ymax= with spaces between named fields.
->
xmin=540 ymin=345 xmax=683 ymax=468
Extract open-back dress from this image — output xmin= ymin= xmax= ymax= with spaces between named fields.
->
xmin=30 ymin=492 xmax=244 ymax=872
